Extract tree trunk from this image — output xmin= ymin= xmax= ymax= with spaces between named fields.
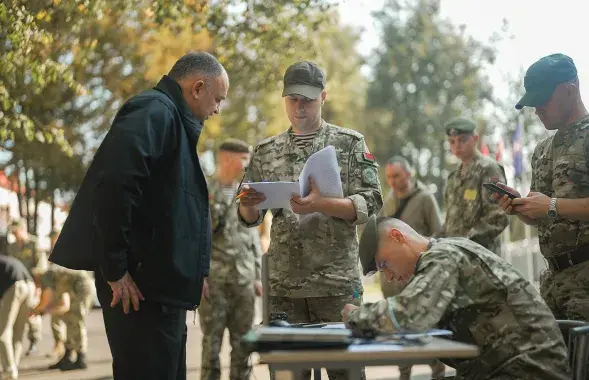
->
xmin=24 ymin=165 xmax=31 ymax=234
xmin=50 ymin=190 xmax=56 ymax=233
xmin=32 ymin=168 xmax=39 ymax=236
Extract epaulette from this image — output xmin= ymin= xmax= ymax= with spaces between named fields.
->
xmin=328 ymin=124 xmax=364 ymax=140
xmin=254 ymin=132 xmax=286 ymax=152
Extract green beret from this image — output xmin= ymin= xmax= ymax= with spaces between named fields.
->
xmin=218 ymin=138 xmax=250 ymax=154
xmin=444 ymin=116 xmax=477 ymax=136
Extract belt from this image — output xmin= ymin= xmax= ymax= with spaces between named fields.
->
xmin=546 ymin=245 xmax=589 ymax=272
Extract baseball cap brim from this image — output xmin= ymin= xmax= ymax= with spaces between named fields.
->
xmin=359 ymin=215 xmax=379 ymax=276
xmin=282 ymin=84 xmax=322 ymax=99
xmin=515 ymin=86 xmax=555 ymax=110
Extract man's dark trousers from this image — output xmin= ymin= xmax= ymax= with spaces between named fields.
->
xmin=95 ymin=271 xmax=188 ymax=380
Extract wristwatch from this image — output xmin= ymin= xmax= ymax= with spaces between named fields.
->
xmin=547 ymin=197 xmax=559 ymax=220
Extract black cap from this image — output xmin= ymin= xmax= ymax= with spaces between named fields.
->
xmin=282 ymin=61 xmax=326 ymax=99
xmin=515 ymin=53 xmax=578 ymax=110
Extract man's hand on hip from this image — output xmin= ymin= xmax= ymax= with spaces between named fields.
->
xmin=107 ymin=271 xmax=144 ymax=314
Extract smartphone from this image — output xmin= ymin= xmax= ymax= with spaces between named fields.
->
xmin=482 ymin=183 xmax=518 ymax=199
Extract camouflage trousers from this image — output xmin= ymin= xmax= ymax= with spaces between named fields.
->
xmin=51 ymin=315 xmax=66 ymax=343
xmin=27 ymin=314 xmax=42 ymax=342
xmin=380 ymin=277 xmax=446 ymax=380
xmin=61 ymin=280 xmax=94 ymax=353
xmin=199 ymin=282 xmax=256 ymax=380
xmin=539 ymin=260 xmax=589 ymax=321
xmin=268 ymin=295 xmax=365 ymax=380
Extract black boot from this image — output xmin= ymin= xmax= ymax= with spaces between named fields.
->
xmin=49 ymin=349 xmax=72 ymax=370
xmin=60 ymin=351 xmax=88 ymax=371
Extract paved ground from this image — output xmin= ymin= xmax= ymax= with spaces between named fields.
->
xmin=17 ymin=289 xmax=452 ymax=380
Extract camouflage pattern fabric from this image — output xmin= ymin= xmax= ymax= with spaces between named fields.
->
xmin=347 ymin=238 xmax=570 ymax=380
xmin=539 ymin=260 xmax=589 ymax=320
xmin=440 ymin=151 xmax=509 ymax=254
xmin=6 ymin=240 xmax=41 ymax=275
xmin=530 ymin=115 xmax=589 ymax=259
xmin=40 ymin=265 xmax=94 ymax=353
xmin=199 ymin=283 xmax=255 ymax=380
xmin=51 ymin=314 xmax=66 ymax=343
xmin=208 ymin=176 xmax=262 ymax=286
xmin=238 ymin=120 xmax=383 ymax=297
xmin=268 ymin=295 xmax=365 ymax=380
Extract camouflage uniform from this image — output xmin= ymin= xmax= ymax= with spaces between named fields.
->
xmin=531 ymin=115 xmax=589 ymax=321
xmin=200 ymin=176 xmax=262 ymax=380
xmin=6 ymin=239 xmax=44 ymax=345
xmin=239 ymin=120 xmax=382 ymax=380
xmin=348 ymin=237 xmax=571 ymax=380
xmin=40 ymin=265 xmax=94 ymax=355
xmin=378 ymin=182 xmax=445 ymax=380
xmin=440 ymin=151 xmax=509 ymax=254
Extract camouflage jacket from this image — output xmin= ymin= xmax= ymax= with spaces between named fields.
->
xmin=40 ymin=264 xmax=94 ymax=299
xmin=6 ymin=238 xmax=44 ymax=275
xmin=440 ymin=151 xmax=509 ymax=254
xmin=347 ymin=238 xmax=570 ymax=380
xmin=531 ymin=115 xmax=589 ymax=258
xmin=238 ymin=120 xmax=383 ymax=297
xmin=208 ymin=176 xmax=262 ymax=286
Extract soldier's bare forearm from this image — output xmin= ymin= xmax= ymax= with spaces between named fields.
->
xmin=315 ymin=197 xmax=357 ymax=221
xmin=555 ymin=198 xmax=589 ymax=221
xmin=516 ymin=214 xmax=539 ymax=226
xmin=239 ymin=204 xmax=261 ymax=224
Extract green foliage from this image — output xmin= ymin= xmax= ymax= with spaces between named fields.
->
xmin=363 ymin=0 xmax=504 ymax=203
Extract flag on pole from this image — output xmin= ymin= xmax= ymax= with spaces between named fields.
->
xmin=513 ymin=123 xmax=523 ymax=178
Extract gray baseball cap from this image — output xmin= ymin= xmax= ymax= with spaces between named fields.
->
xmin=282 ymin=61 xmax=326 ymax=99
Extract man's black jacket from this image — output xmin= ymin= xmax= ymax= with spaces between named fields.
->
xmin=50 ymin=76 xmax=211 ymax=310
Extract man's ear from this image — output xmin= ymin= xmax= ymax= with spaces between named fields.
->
xmin=192 ymin=80 xmax=205 ymax=99
xmin=389 ymin=228 xmax=405 ymax=244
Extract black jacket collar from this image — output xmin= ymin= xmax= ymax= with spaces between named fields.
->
xmin=155 ymin=75 xmax=203 ymax=133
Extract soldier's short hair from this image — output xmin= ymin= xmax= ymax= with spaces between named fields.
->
xmin=218 ymin=138 xmax=251 ymax=154
xmin=386 ymin=156 xmax=413 ymax=173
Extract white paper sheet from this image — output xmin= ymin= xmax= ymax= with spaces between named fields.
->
xmin=299 ymin=145 xmax=343 ymax=199
xmin=244 ymin=145 xmax=343 ymax=213
xmin=246 ymin=182 xmax=300 ymax=210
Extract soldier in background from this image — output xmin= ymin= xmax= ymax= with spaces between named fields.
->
xmin=31 ymin=264 xmax=94 ymax=371
xmin=6 ymin=219 xmax=44 ymax=356
xmin=345 ymin=216 xmax=570 ymax=380
xmin=439 ymin=117 xmax=509 ymax=254
xmin=378 ymin=156 xmax=444 ymax=380
xmin=46 ymin=230 xmax=66 ymax=359
xmin=238 ymin=61 xmax=382 ymax=380
xmin=200 ymin=139 xmax=263 ymax=380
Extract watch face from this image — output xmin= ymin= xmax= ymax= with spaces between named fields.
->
xmin=548 ymin=210 xmax=557 ymax=218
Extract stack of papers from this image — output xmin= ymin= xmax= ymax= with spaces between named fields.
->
xmin=245 ymin=145 xmax=343 ymax=211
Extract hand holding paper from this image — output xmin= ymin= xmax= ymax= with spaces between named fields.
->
xmin=290 ymin=176 xmax=321 ymax=215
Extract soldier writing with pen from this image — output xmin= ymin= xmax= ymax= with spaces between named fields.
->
xmin=237 ymin=61 xmax=382 ymax=380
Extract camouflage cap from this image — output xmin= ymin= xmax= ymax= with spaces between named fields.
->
xmin=282 ymin=61 xmax=326 ymax=99
xmin=515 ymin=53 xmax=577 ymax=110
xmin=218 ymin=138 xmax=250 ymax=154
xmin=444 ymin=116 xmax=477 ymax=136
xmin=359 ymin=214 xmax=387 ymax=276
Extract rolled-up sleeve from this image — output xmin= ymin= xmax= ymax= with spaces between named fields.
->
xmin=346 ymin=139 xmax=383 ymax=226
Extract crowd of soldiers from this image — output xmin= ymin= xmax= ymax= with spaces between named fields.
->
xmin=1 ymin=50 xmax=587 ymax=380
xmin=0 ymin=219 xmax=94 ymax=379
